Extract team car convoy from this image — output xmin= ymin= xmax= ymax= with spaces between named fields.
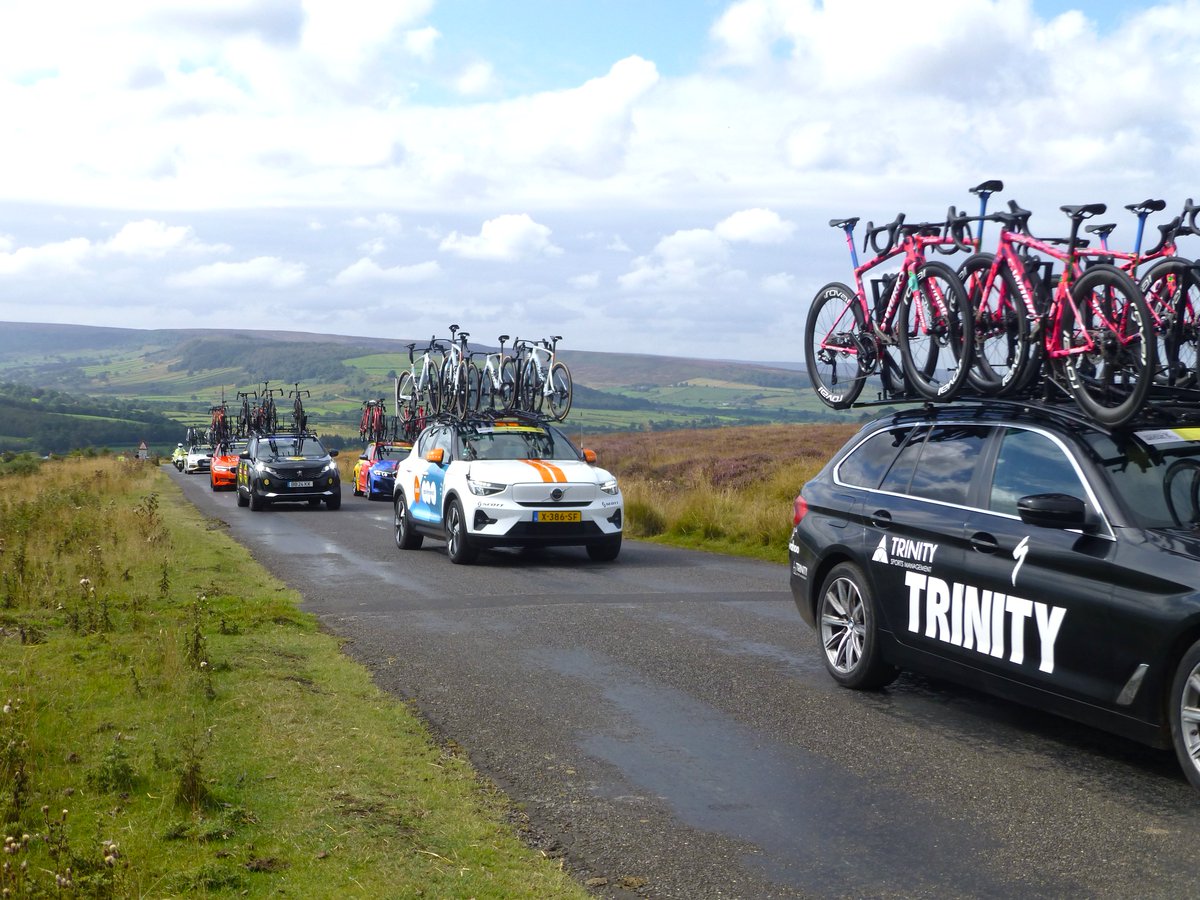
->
xmin=235 ymin=433 xmax=341 ymax=510
xmin=353 ymin=440 xmax=412 ymax=500
xmin=392 ymin=414 xmax=623 ymax=564
xmin=789 ymin=399 xmax=1200 ymax=790
xmin=209 ymin=438 xmax=247 ymax=491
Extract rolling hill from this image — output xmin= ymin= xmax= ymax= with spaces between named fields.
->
xmin=0 ymin=321 xmax=857 ymax=453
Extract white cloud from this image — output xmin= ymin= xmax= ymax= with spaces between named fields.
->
xmin=346 ymin=213 xmax=403 ymax=233
xmin=568 ymin=272 xmax=600 ymax=290
xmin=620 ymin=228 xmax=728 ymax=291
xmin=0 ymin=238 xmax=92 ymax=276
xmin=404 ymin=25 xmax=440 ymax=61
xmin=167 ymin=256 xmax=306 ymax=289
xmin=455 ymin=60 xmax=495 ymax=96
xmin=440 ymin=214 xmax=562 ymax=261
xmin=300 ymin=0 xmax=433 ymax=79
xmin=620 ymin=211 xmax=791 ymax=291
xmin=714 ymin=208 xmax=795 ymax=244
xmin=761 ymin=272 xmax=794 ymax=293
xmin=332 ymin=257 xmax=441 ymax=286
xmin=102 ymin=219 xmax=230 ymax=258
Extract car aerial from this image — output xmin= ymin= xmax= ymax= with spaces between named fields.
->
xmin=392 ymin=413 xmax=623 ymax=564
xmin=788 ymin=398 xmax=1200 ymax=790
xmin=171 ymin=443 xmax=187 ymax=471
xmin=236 ymin=432 xmax=341 ymax=510
xmin=353 ymin=440 xmax=413 ymax=500
xmin=209 ymin=438 xmax=248 ymax=491
xmin=184 ymin=443 xmax=212 ymax=474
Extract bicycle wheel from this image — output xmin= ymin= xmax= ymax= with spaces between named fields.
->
xmin=425 ymin=368 xmax=442 ymax=417
xmin=958 ymin=253 xmax=1036 ymax=396
xmin=452 ymin=364 xmax=470 ymax=417
xmin=804 ymin=282 xmax=867 ymax=409
xmin=546 ymin=362 xmax=573 ymax=421
xmin=897 ymin=261 xmax=973 ymax=401
xmin=1055 ymin=264 xmax=1154 ymax=426
xmin=266 ymin=399 xmax=278 ymax=433
xmin=465 ymin=362 xmax=482 ymax=413
xmin=499 ymin=357 xmax=518 ymax=412
xmin=396 ymin=372 xmax=417 ymax=430
xmin=519 ymin=360 xmax=543 ymax=413
xmin=1140 ymin=258 xmax=1200 ymax=388
xmin=293 ymin=398 xmax=305 ymax=433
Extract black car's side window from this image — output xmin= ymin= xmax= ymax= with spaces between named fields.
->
xmin=838 ymin=425 xmax=919 ymax=488
xmin=878 ymin=426 xmax=930 ymax=495
xmin=988 ymin=428 xmax=1086 ymax=517
xmin=905 ymin=424 xmax=990 ymax=505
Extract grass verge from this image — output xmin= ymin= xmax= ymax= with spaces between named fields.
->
xmin=0 ymin=457 xmax=587 ymax=898
xmin=586 ymin=423 xmax=860 ymax=563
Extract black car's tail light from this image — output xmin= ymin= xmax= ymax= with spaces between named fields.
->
xmin=792 ymin=494 xmax=808 ymax=526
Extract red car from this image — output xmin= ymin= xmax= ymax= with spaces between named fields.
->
xmin=210 ymin=439 xmax=248 ymax=491
xmin=353 ymin=441 xmax=412 ymax=500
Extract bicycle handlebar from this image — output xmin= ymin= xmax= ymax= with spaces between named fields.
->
xmin=863 ymin=213 xmax=904 ymax=255
xmin=1184 ymin=198 xmax=1199 ymax=233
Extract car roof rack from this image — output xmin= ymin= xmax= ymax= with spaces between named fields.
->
xmin=852 ymin=379 xmax=1200 ymax=433
xmin=428 ymin=408 xmax=555 ymax=428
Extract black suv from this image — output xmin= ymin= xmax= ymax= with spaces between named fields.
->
xmin=236 ymin=433 xmax=341 ymax=510
xmin=789 ymin=400 xmax=1200 ymax=789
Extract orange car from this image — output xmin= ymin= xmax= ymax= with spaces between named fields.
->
xmin=353 ymin=440 xmax=413 ymax=500
xmin=210 ymin=439 xmax=248 ymax=491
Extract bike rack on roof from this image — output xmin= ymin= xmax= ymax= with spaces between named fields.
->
xmin=855 ymin=380 xmax=1200 ymax=433
xmin=426 ymin=408 xmax=555 ymax=429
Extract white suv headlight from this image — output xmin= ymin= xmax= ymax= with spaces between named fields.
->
xmin=468 ymin=477 xmax=506 ymax=496
xmin=599 ymin=478 xmax=619 ymax=495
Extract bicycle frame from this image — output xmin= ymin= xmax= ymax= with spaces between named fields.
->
xmin=820 ymin=220 xmax=955 ymax=361
xmin=976 ymin=222 xmax=1136 ymax=366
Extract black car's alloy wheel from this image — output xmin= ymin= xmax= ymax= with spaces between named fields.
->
xmin=816 ymin=562 xmax=897 ymax=689
xmin=1170 ymin=639 xmax=1200 ymax=790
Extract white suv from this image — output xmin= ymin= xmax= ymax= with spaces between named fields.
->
xmin=184 ymin=444 xmax=212 ymax=474
xmin=393 ymin=415 xmax=623 ymax=564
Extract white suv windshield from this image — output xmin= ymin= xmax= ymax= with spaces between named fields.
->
xmin=459 ymin=425 xmax=579 ymax=461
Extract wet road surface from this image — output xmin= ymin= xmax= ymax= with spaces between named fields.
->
xmin=171 ymin=467 xmax=1200 ymax=899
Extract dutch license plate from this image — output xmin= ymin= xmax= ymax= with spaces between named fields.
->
xmin=534 ymin=510 xmax=581 ymax=523
xmin=289 ymin=480 xmax=314 ymax=488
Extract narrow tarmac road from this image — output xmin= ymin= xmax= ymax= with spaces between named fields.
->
xmin=173 ymin=467 xmax=1200 ymax=899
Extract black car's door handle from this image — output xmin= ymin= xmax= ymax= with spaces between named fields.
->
xmin=870 ymin=509 xmax=892 ymax=529
xmin=970 ymin=532 xmax=999 ymax=553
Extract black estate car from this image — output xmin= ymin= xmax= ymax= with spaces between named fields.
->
xmin=236 ymin=433 xmax=341 ymax=510
xmin=789 ymin=400 xmax=1200 ymax=789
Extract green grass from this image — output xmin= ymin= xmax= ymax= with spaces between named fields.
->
xmin=0 ymin=458 xmax=588 ymax=898
xmin=587 ymin=423 xmax=860 ymax=562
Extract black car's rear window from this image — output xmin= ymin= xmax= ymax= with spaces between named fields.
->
xmin=837 ymin=425 xmax=918 ymax=488
xmin=905 ymin=425 xmax=990 ymax=505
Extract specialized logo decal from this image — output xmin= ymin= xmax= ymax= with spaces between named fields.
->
xmin=1012 ymin=536 xmax=1030 ymax=586
xmin=904 ymin=572 xmax=1067 ymax=673
xmin=519 ymin=459 xmax=567 ymax=483
xmin=872 ymin=536 xmax=938 ymax=573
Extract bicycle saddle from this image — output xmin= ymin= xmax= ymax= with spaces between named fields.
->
xmin=1061 ymin=203 xmax=1106 ymax=220
xmin=828 ymin=217 xmax=859 ymax=229
xmin=1124 ymin=199 xmax=1166 ymax=214
xmin=969 ymin=179 xmax=1003 ymax=195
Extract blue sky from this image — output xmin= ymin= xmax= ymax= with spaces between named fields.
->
xmin=1 ymin=0 xmax=1197 ymax=363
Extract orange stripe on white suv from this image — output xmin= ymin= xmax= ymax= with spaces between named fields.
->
xmin=520 ymin=459 xmax=567 ymax=482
